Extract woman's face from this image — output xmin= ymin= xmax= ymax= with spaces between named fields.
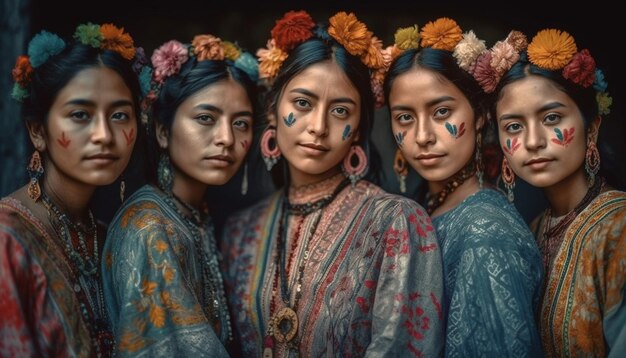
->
xmin=496 ymin=75 xmax=588 ymax=189
xmin=389 ymin=67 xmax=479 ymax=191
xmin=274 ymin=60 xmax=361 ymax=186
xmin=161 ymin=78 xmax=253 ymax=187
xmin=35 ymin=66 xmax=137 ymax=188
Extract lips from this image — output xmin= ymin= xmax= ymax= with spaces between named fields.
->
xmin=523 ymin=157 xmax=553 ymax=166
xmin=299 ymin=143 xmax=329 ymax=152
xmin=85 ymin=153 xmax=119 ymax=160
xmin=205 ymin=154 xmax=234 ymax=163
xmin=415 ymin=153 xmax=445 ymax=160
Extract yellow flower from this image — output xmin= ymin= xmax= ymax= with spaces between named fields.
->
xmin=597 ymin=92 xmax=612 ymax=115
xmin=420 ymin=17 xmax=462 ymax=51
xmin=527 ymin=29 xmax=577 ymax=70
xmin=222 ymin=41 xmax=241 ymax=61
xmin=394 ymin=25 xmax=420 ymax=50
xmin=328 ymin=12 xmax=372 ymax=56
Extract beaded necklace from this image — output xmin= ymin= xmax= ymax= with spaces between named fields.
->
xmin=161 ymin=191 xmax=233 ymax=343
xmin=263 ymin=177 xmax=350 ymax=357
xmin=39 ymin=192 xmax=112 ymax=357
xmin=425 ymin=160 xmax=476 ymax=214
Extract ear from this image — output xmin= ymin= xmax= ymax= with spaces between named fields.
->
xmin=26 ymin=121 xmax=47 ymax=152
xmin=588 ymin=116 xmax=602 ymax=143
xmin=155 ymin=122 xmax=169 ymax=149
xmin=266 ymin=111 xmax=277 ymax=127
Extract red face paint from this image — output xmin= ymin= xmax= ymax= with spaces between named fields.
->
xmin=122 ymin=128 xmax=135 ymax=146
xmin=57 ymin=131 xmax=71 ymax=149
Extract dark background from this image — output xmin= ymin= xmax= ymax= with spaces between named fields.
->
xmin=2 ymin=0 xmax=624 ymax=227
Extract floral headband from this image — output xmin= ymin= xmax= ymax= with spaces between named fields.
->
xmin=11 ymin=23 xmax=145 ymax=102
xmin=141 ymin=34 xmax=259 ymax=123
xmin=257 ymin=10 xmax=392 ymax=108
xmin=478 ymin=29 xmax=612 ymax=116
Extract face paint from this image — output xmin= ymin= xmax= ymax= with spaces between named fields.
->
xmin=122 ymin=128 xmax=135 ymax=146
xmin=394 ymin=130 xmax=406 ymax=147
xmin=502 ymin=137 xmax=520 ymax=156
xmin=444 ymin=122 xmax=466 ymax=139
xmin=241 ymin=139 xmax=250 ymax=150
xmin=342 ymin=124 xmax=352 ymax=141
xmin=283 ymin=112 xmax=296 ymax=127
xmin=57 ymin=131 xmax=71 ymax=149
xmin=551 ymin=127 xmax=575 ymax=147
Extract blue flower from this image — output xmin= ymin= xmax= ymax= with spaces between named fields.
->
xmin=11 ymin=83 xmax=29 ymax=101
xmin=234 ymin=52 xmax=259 ymax=82
xmin=139 ymin=66 xmax=153 ymax=97
xmin=593 ymin=69 xmax=608 ymax=92
xmin=28 ymin=31 xmax=65 ymax=68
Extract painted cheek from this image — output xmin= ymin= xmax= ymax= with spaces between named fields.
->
xmin=341 ymin=124 xmax=353 ymax=141
xmin=394 ymin=130 xmax=407 ymax=147
xmin=240 ymin=139 xmax=250 ymax=151
xmin=444 ymin=121 xmax=466 ymax=139
xmin=122 ymin=128 xmax=135 ymax=147
xmin=283 ymin=112 xmax=296 ymax=127
xmin=502 ymin=137 xmax=521 ymax=156
xmin=57 ymin=131 xmax=71 ymax=149
xmin=551 ymin=127 xmax=575 ymax=147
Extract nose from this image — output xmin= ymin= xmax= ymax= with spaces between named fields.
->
xmin=91 ymin=114 xmax=113 ymax=145
xmin=214 ymin=118 xmax=235 ymax=147
xmin=306 ymin=108 xmax=329 ymax=137
xmin=414 ymin=119 xmax=435 ymax=146
xmin=524 ymin=121 xmax=546 ymax=151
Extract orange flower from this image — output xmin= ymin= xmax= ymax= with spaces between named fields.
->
xmin=192 ymin=34 xmax=224 ymax=61
xmin=12 ymin=55 xmax=33 ymax=87
xmin=100 ymin=23 xmax=135 ymax=60
xmin=257 ymin=39 xmax=288 ymax=79
xmin=527 ymin=29 xmax=577 ymax=70
xmin=271 ymin=10 xmax=315 ymax=52
xmin=328 ymin=12 xmax=372 ymax=56
xmin=361 ymin=36 xmax=385 ymax=70
xmin=420 ymin=18 xmax=463 ymax=51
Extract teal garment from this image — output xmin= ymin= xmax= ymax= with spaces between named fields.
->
xmin=102 ymin=185 xmax=229 ymax=357
xmin=432 ymin=189 xmax=543 ymax=357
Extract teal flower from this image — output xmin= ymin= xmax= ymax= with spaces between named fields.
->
xmin=139 ymin=66 xmax=153 ymax=97
xmin=74 ymin=23 xmax=102 ymax=48
xmin=593 ymin=69 xmax=608 ymax=92
xmin=11 ymin=83 xmax=29 ymax=101
xmin=28 ymin=31 xmax=65 ymax=68
xmin=234 ymin=52 xmax=259 ymax=82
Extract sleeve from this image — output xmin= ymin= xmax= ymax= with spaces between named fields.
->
xmin=0 ymin=228 xmax=69 ymax=357
xmin=602 ymin=209 xmax=626 ymax=358
xmin=444 ymin=221 xmax=543 ymax=356
xmin=365 ymin=200 xmax=445 ymax=357
xmin=102 ymin=208 xmax=228 ymax=358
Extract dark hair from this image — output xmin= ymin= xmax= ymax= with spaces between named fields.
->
xmin=383 ymin=47 xmax=487 ymax=118
xmin=22 ymin=43 xmax=142 ymax=126
xmin=492 ymin=52 xmax=624 ymax=189
xmin=147 ymin=56 xmax=259 ymax=182
xmin=265 ymin=35 xmax=380 ymax=186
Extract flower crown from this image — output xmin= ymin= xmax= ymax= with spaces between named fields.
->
xmin=479 ymin=29 xmax=612 ymax=116
xmin=11 ymin=23 xmax=144 ymax=102
xmin=141 ymin=34 xmax=259 ymax=123
xmin=257 ymin=10 xmax=391 ymax=108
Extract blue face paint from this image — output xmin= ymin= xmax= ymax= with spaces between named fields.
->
xmin=342 ymin=124 xmax=352 ymax=141
xmin=283 ymin=112 xmax=296 ymax=127
xmin=444 ymin=122 xmax=465 ymax=139
xmin=394 ymin=130 xmax=406 ymax=146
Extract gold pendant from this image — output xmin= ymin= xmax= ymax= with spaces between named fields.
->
xmin=271 ymin=307 xmax=298 ymax=343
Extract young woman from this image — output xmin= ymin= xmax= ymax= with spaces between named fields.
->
xmin=384 ymin=18 xmax=543 ymax=356
xmin=492 ymin=28 xmax=626 ymax=357
xmin=101 ymin=35 xmax=258 ymax=356
xmin=222 ymin=11 xmax=444 ymax=356
xmin=0 ymin=23 xmax=142 ymax=357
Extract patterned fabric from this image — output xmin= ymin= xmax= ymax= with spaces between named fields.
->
xmin=534 ymin=190 xmax=626 ymax=357
xmin=432 ymin=189 xmax=543 ymax=357
xmin=0 ymin=197 xmax=108 ymax=357
xmin=223 ymin=179 xmax=445 ymax=357
xmin=102 ymin=185 xmax=228 ymax=357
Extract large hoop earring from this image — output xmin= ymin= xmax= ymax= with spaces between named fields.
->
xmin=501 ymin=157 xmax=516 ymax=202
xmin=27 ymin=151 xmax=44 ymax=202
xmin=585 ymin=140 xmax=600 ymax=187
xmin=261 ymin=126 xmax=281 ymax=171
xmin=393 ymin=148 xmax=408 ymax=193
xmin=342 ymin=145 xmax=368 ymax=187
xmin=158 ymin=153 xmax=174 ymax=194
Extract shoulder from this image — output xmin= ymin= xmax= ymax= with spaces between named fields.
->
xmin=580 ymin=190 xmax=626 ymax=240
xmin=108 ymin=185 xmax=169 ymax=232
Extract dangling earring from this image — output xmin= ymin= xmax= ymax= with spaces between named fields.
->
xmin=241 ymin=163 xmax=248 ymax=195
xmin=475 ymin=132 xmax=484 ymax=189
xmin=119 ymin=176 xmax=126 ymax=202
xmin=585 ymin=139 xmax=600 ymax=187
xmin=158 ymin=153 xmax=174 ymax=194
xmin=27 ymin=151 xmax=44 ymax=202
xmin=501 ymin=157 xmax=516 ymax=202
xmin=261 ymin=126 xmax=281 ymax=171
xmin=393 ymin=148 xmax=408 ymax=193
xmin=342 ymin=145 xmax=368 ymax=187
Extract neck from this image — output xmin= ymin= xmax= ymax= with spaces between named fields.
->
xmin=543 ymin=167 xmax=589 ymax=216
xmin=42 ymin=164 xmax=95 ymax=220
xmin=288 ymin=165 xmax=342 ymax=188
xmin=429 ymin=175 xmax=480 ymax=217
xmin=171 ymin=168 xmax=208 ymax=210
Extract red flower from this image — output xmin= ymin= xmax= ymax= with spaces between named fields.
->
xmin=271 ymin=10 xmax=315 ymax=52
xmin=472 ymin=52 xmax=499 ymax=93
xmin=12 ymin=56 xmax=33 ymax=87
xmin=562 ymin=49 xmax=596 ymax=88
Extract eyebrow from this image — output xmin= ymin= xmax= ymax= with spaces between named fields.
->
xmin=194 ymin=103 xmax=253 ymax=117
xmin=390 ymin=95 xmax=455 ymax=112
xmin=499 ymin=101 xmax=566 ymax=121
xmin=64 ymin=99 xmax=133 ymax=107
xmin=290 ymin=88 xmax=357 ymax=106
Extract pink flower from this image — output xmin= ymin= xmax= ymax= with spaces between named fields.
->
xmin=151 ymin=40 xmax=188 ymax=83
xmin=562 ymin=49 xmax=596 ymax=88
xmin=490 ymin=41 xmax=519 ymax=77
xmin=472 ymin=52 xmax=499 ymax=93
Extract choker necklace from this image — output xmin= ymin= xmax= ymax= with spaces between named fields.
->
xmin=39 ymin=191 xmax=112 ymax=356
xmin=264 ymin=177 xmax=350 ymax=357
xmin=426 ymin=160 xmax=476 ymax=215
xmin=161 ymin=191 xmax=232 ymax=343
xmin=539 ymin=177 xmax=604 ymax=276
